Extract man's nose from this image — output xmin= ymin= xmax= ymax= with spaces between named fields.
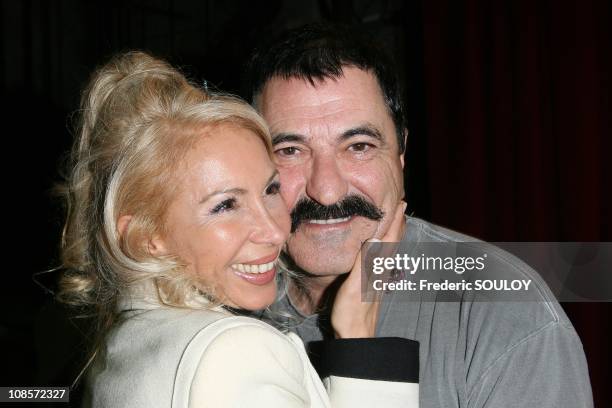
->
xmin=305 ymin=154 xmax=349 ymax=206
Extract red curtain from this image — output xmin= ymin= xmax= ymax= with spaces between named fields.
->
xmin=417 ymin=0 xmax=611 ymax=405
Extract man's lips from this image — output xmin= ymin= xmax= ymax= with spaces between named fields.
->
xmin=301 ymin=216 xmax=355 ymax=229
xmin=306 ymin=216 xmax=351 ymax=225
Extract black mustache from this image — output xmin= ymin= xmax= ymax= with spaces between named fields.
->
xmin=290 ymin=195 xmax=384 ymax=233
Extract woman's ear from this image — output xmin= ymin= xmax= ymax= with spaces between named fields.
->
xmin=118 ymin=215 xmax=169 ymax=256
xmin=117 ymin=215 xmax=133 ymax=239
xmin=147 ymin=234 xmax=169 ymax=257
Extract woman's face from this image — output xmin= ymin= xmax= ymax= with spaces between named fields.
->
xmin=158 ymin=124 xmax=291 ymax=310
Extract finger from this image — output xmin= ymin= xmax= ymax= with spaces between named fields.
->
xmin=345 ymin=248 xmax=363 ymax=294
xmin=382 ymin=201 xmax=407 ymax=242
xmin=371 ymin=200 xmax=404 ymax=240
xmin=347 ymin=246 xmax=381 ymax=303
xmin=361 ymin=240 xmax=387 ymax=303
xmin=372 ymin=202 xmax=406 ymax=273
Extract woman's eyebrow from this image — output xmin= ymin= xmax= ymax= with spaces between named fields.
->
xmin=199 ymin=171 xmax=278 ymax=204
xmin=199 ymin=188 xmax=246 ymax=204
xmin=266 ymin=170 xmax=280 ymax=184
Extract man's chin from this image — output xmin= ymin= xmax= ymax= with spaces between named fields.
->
xmin=299 ymin=262 xmax=352 ymax=277
xmin=286 ymin=240 xmax=360 ymax=277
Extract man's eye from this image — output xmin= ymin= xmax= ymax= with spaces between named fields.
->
xmin=349 ymin=142 xmax=373 ymax=152
xmin=211 ymin=198 xmax=237 ymax=214
xmin=265 ymin=181 xmax=281 ymax=195
xmin=275 ymin=146 xmax=300 ymax=156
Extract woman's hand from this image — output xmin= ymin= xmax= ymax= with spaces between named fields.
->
xmin=331 ymin=201 xmax=407 ymax=338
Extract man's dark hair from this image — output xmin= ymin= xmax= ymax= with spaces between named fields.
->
xmin=246 ymin=23 xmax=406 ymax=153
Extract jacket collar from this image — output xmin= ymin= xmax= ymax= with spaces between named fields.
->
xmin=116 ymin=279 xmax=226 ymax=314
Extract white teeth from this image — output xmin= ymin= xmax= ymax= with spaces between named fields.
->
xmin=308 ymin=217 xmax=350 ymax=225
xmin=230 ymin=261 xmax=275 ymax=274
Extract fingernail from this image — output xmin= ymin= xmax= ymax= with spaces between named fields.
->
xmin=367 ymin=238 xmax=382 ymax=243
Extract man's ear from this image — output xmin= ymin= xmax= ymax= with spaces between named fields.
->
xmin=400 ymin=128 xmax=408 ymax=168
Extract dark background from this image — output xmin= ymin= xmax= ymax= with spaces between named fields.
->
xmin=1 ymin=0 xmax=610 ymax=406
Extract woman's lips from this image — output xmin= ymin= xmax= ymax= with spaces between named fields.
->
xmin=230 ymin=252 xmax=278 ymax=285
xmin=231 ymin=266 xmax=277 ymax=286
xmin=231 ymin=260 xmax=276 ymax=274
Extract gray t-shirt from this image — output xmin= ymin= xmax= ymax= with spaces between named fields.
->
xmin=272 ymin=216 xmax=593 ymax=408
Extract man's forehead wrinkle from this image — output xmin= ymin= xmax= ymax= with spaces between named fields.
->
xmin=269 ymin=104 xmax=371 ymax=143
xmin=283 ymin=97 xmax=349 ymax=116
xmin=266 ymin=96 xmax=364 ymax=131
xmin=269 ymin=81 xmax=358 ymax=112
xmin=265 ymin=76 xmax=364 ymax=108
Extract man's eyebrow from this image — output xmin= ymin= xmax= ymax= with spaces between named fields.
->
xmin=340 ymin=125 xmax=384 ymax=143
xmin=271 ymin=133 xmax=305 ymax=145
xmin=272 ymin=125 xmax=384 ymax=145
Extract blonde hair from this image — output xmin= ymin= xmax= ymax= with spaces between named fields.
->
xmin=57 ymin=51 xmax=271 ymax=336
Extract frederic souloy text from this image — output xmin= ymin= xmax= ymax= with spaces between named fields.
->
xmin=373 ymin=279 xmax=533 ymax=292
xmin=372 ymin=253 xmax=487 ymax=275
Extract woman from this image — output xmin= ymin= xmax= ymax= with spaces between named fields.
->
xmin=58 ymin=51 xmax=417 ymax=407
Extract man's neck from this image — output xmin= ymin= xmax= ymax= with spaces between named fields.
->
xmin=288 ymin=274 xmax=344 ymax=316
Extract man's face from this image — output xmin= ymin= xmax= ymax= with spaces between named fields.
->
xmin=257 ymin=67 xmax=405 ymax=276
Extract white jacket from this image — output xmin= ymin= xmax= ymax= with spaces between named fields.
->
xmin=85 ymin=294 xmax=418 ymax=408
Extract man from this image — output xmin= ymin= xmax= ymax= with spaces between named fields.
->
xmin=247 ymin=24 xmax=593 ymax=407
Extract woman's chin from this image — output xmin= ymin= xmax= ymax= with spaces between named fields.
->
xmin=243 ymin=293 xmax=276 ymax=311
xmin=224 ymin=266 xmax=278 ymax=311
xmin=226 ymin=287 xmax=277 ymax=311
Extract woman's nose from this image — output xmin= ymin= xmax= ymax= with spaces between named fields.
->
xmin=249 ymin=206 xmax=288 ymax=246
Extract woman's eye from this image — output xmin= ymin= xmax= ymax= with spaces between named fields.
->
xmin=211 ymin=198 xmax=237 ymax=214
xmin=265 ymin=181 xmax=281 ymax=195
xmin=275 ymin=146 xmax=299 ymax=157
